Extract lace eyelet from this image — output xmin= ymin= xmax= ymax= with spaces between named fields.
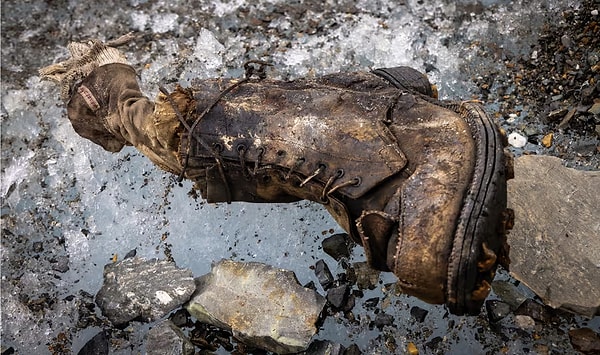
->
xmin=213 ymin=142 xmax=224 ymax=152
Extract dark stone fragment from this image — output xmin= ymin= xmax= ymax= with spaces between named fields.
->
xmin=77 ymin=331 xmax=108 ymax=355
xmin=327 ymin=284 xmax=350 ymax=309
xmin=1 ymin=347 xmax=15 ymax=355
xmin=410 ymin=306 xmax=428 ymax=323
xmin=303 ymin=280 xmax=317 ymax=291
xmin=374 ymin=312 xmax=394 ymax=329
xmin=303 ymin=340 xmax=345 ymax=355
xmin=146 ymin=320 xmax=194 ymax=355
xmin=568 ymin=327 xmax=600 ymax=355
xmin=485 ymin=300 xmax=511 ymax=323
xmin=51 ymin=255 xmax=70 ymax=273
xmin=344 ymin=344 xmax=362 ymax=355
xmin=363 ymin=297 xmax=379 ymax=309
xmin=426 ymin=336 xmax=443 ymax=350
xmin=124 ymin=248 xmax=137 ymax=259
xmin=321 ymin=233 xmax=352 ymax=260
xmin=169 ymin=308 xmax=190 ymax=328
xmin=315 ymin=259 xmax=335 ymax=290
xmin=32 ymin=241 xmax=43 ymax=253
xmin=342 ymin=294 xmax=356 ymax=312
xmin=514 ymin=299 xmax=555 ymax=323
xmin=491 ymin=280 xmax=527 ymax=310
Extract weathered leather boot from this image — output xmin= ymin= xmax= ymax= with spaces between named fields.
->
xmin=41 ymin=39 xmax=512 ymax=315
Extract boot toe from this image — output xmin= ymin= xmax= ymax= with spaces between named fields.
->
xmin=444 ymin=102 xmax=512 ymax=315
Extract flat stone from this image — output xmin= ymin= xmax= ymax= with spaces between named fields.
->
xmin=95 ymin=257 xmax=195 ymax=325
xmin=569 ymin=328 xmax=600 ymax=354
xmin=514 ymin=299 xmax=556 ymax=323
xmin=588 ymin=102 xmax=600 ymax=115
xmin=301 ymin=340 xmax=345 ymax=355
xmin=185 ymin=259 xmax=326 ymax=354
xmin=321 ymin=233 xmax=352 ymax=261
xmin=314 ymin=259 xmax=335 ymax=290
xmin=77 ymin=331 xmax=108 ymax=355
xmin=326 ymin=284 xmax=349 ymax=309
xmin=409 ymin=306 xmax=428 ymax=323
xmin=374 ymin=312 xmax=394 ymax=329
xmin=485 ymin=300 xmax=511 ymax=323
xmin=146 ymin=320 xmax=194 ymax=355
xmin=491 ymin=280 xmax=527 ymax=310
xmin=508 ymin=155 xmax=600 ymax=317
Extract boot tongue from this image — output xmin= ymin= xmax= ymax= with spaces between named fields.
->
xmin=372 ymin=67 xmax=437 ymax=98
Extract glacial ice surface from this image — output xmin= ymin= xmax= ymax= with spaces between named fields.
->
xmin=2 ymin=0 xmax=597 ymax=353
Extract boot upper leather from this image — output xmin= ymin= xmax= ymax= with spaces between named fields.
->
xmin=64 ymin=63 xmax=507 ymax=314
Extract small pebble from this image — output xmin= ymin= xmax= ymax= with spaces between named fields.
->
xmin=591 ymin=9 xmax=598 ymax=16
xmin=410 ymin=306 xmax=428 ymax=323
xmin=508 ymin=132 xmax=528 ymax=148
xmin=531 ymin=50 xmax=538 ymax=60
xmin=32 ymin=242 xmax=43 ymax=253
xmin=485 ymin=300 xmax=511 ymax=322
xmin=374 ymin=312 xmax=394 ymax=329
xmin=514 ymin=315 xmax=536 ymax=330
xmin=407 ymin=342 xmax=419 ymax=355
xmin=588 ymin=102 xmax=600 ymax=115
xmin=541 ymin=132 xmax=553 ymax=148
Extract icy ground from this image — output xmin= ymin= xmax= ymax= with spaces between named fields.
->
xmin=1 ymin=0 xmax=598 ymax=354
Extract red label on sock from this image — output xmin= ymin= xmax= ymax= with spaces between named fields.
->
xmin=77 ymin=85 xmax=100 ymax=111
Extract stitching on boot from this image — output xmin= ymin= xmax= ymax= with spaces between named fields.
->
xmin=77 ymin=85 xmax=100 ymax=111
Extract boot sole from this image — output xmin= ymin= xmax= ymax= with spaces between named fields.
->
xmin=444 ymin=101 xmax=512 ymax=315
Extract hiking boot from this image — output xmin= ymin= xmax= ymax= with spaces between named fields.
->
xmin=42 ymin=40 xmax=512 ymax=314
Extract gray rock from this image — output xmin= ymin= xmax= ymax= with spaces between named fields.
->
xmin=95 ymin=257 xmax=195 ymax=325
xmin=491 ymin=280 xmax=528 ymax=310
xmin=185 ymin=259 xmax=326 ymax=354
xmin=326 ymin=284 xmax=350 ymax=309
xmin=485 ymin=300 xmax=511 ymax=323
xmin=77 ymin=331 xmax=108 ymax=355
xmin=409 ymin=306 xmax=428 ymax=323
xmin=508 ymin=155 xmax=600 ymax=317
xmin=374 ymin=312 xmax=394 ymax=329
xmin=146 ymin=320 xmax=194 ymax=355
xmin=321 ymin=233 xmax=352 ymax=260
xmin=302 ymin=340 xmax=345 ymax=355
xmin=314 ymin=259 xmax=335 ymax=290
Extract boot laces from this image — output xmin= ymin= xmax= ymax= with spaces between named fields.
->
xmin=161 ymin=60 xmax=272 ymax=203
xmin=297 ymin=164 xmax=361 ymax=203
